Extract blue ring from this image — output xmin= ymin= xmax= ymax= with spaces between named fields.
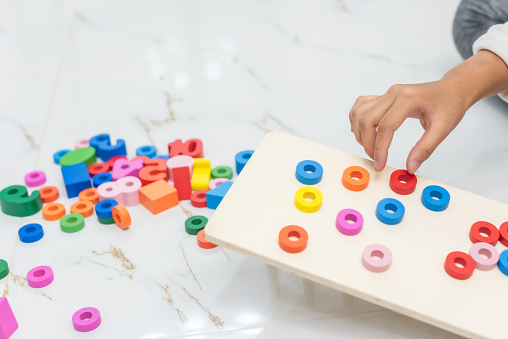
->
xmin=421 ymin=185 xmax=450 ymax=212
xmin=376 ymin=198 xmax=405 ymax=225
xmin=93 ymin=172 xmax=113 ymax=188
xmin=136 ymin=145 xmax=157 ymax=158
xmin=18 ymin=223 xmax=44 ymax=243
xmin=295 ymin=160 xmax=324 ymax=185
xmin=235 ymin=150 xmax=254 ymax=174
xmin=498 ymin=250 xmax=508 ymax=276
xmin=53 ymin=150 xmax=71 ymax=165
xmin=153 ymin=155 xmax=170 ymax=161
xmin=95 ymin=199 xmax=118 ymax=219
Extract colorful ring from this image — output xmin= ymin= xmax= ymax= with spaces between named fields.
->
xmin=98 ymin=217 xmax=115 ymax=225
xmin=342 ymin=166 xmax=370 ymax=192
xmin=25 ymin=171 xmax=46 ymax=187
xmin=18 ymin=223 xmax=44 ymax=243
xmin=294 ymin=186 xmax=323 ymax=213
xmin=235 ymin=150 xmax=254 ymax=174
xmin=209 ymin=178 xmax=228 ymax=190
xmin=389 ymin=169 xmax=417 ymax=195
xmin=75 ymin=138 xmax=90 ymax=149
xmin=211 ymin=166 xmax=234 ymax=180
xmin=72 ymin=307 xmax=101 ymax=332
xmin=88 ymin=162 xmax=110 ymax=177
xmin=469 ymin=242 xmax=499 ymax=271
xmin=469 ymin=221 xmax=499 ymax=246
xmin=79 ymin=188 xmax=99 ymax=205
xmin=39 ymin=186 xmax=59 ymax=203
xmin=136 ymin=145 xmax=157 ymax=158
xmin=53 ymin=150 xmax=71 ymax=165
xmin=185 ymin=216 xmax=208 ymax=235
xmin=375 ymin=198 xmax=404 ymax=225
xmin=95 ymin=199 xmax=118 ymax=219
xmin=27 ymin=266 xmax=54 ymax=288
xmin=295 ymin=160 xmax=323 ymax=185
xmin=190 ymin=190 xmax=208 ymax=208
xmin=444 ymin=251 xmax=475 ymax=280
xmin=60 ymin=214 xmax=85 ymax=233
xmin=421 ymin=185 xmax=450 ymax=211
xmin=499 ymin=222 xmax=508 ymax=247
xmin=0 ymin=259 xmax=9 ymax=280
xmin=93 ymin=172 xmax=113 ymax=188
xmin=336 ymin=209 xmax=363 ymax=236
xmin=70 ymin=201 xmax=94 ymax=218
xmin=197 ymin=230 xmax=218 ymax=249
xmin=498 ymin=250 xmax=508 ymax=276
xmin=362 ymin=244 xmax=392 ymax=273
xmin=112 ymin=205 xmax=131 ymax=230
xmin=42 ymin=203 xmax=66 ymax=221
xmin=279 ymin=225 xmax=308 ymax=253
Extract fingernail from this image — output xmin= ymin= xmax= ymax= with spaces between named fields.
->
xmin=374 ymin=160 xmax=381 ymax=171
xmin=410 ymin=160 xmax=421 ymax=173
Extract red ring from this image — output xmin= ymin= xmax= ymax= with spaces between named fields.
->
xmin=389 ymin=169 xmax=417 ymax=195
xmin=278 ymin=225 xmax=308 ymax=253
xmin=500 ymin=222 xmax=508 ymax=247
xmin=197 ymin=230 xmax=217 ymax=249
xmin=444 ymin=251 xmax=475 ymax=280
xmin=88 ymin=162 xmax=110 ymax=177
xmin=190 ymin=190 xmax=208 ymax=208
xmin=469 ymin=221 xmax=499 ymax=246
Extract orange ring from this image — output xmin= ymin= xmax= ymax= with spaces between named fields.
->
xmin=112 ymin=205 xmax=131 ymax=230
xmin=39 ymin=186 xmax=59 ymax=203
xmin=197 ymin=229 xmax=217 ymax=249
xmin=78 ymin=188 xmax=99 ymax=205
xmin=278 ymin=225 xmax=308 ymax=253
xmin=342 ymin=166 xmax=370 ymax=192
xmin=70 ymin=200 xmax=94 ymax=218
xmin=41 ymin=203 xmax=66 ymax=221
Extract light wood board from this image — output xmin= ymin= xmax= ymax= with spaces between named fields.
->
xmin=205 ymin=131 xmax=508 ymax=339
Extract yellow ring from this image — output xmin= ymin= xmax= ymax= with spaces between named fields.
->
xmin=294 ymin=186 xmax=323 ymax=213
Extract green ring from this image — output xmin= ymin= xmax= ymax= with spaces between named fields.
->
xmin=60 ymin=213 xmax=85 ymax=233
xmin=211 ymin=166 xmax=233 ymax=180
xmin=185 ymin=216 xmax=208 ymax=235
xmin=98 ymin=216 xmax=115 ymax=225
xmin=0 ymin=259 xmax=9 ymax=280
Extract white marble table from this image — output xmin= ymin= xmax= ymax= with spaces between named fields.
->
xmin=1 ymin=0 xmax=505 ymax=338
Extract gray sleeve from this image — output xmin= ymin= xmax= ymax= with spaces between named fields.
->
xmin=453 ymin=0 xmax=508 ymax=60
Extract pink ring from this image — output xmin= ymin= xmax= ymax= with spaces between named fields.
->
xmin=75 ymin=138 xmax=90 ymax=149
xmin=209 ymin=178 xmax=228 ymax=190
xmin=469 ymin=242 xmax=499 ymax=271
xmin=362 ymin=244 xmax=392 ymax=273
xmin=72 ymin=307 xmax=101 ymax=332
xmin=24 ymin=171 xmax=46 ymax=187
xmin=336 ymin=209 xmax=363 ymax=236
xmin=27 ymin=266 xmax=54 ymax=288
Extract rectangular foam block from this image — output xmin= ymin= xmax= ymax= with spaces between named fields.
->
xmin=172 ymin=166 xmax=192 ymax=200
xmin=138 ymin=179 xmax=179 ymax=214
xmin=0 ymin=297 xmax=18 ymax=339
xmin=206 ymin=180 xmax=233 ymax=209
xmin=191 ymin=158 xmax=211 ymax=190
xmin=61 ymin=162 xmax=92 ymax=198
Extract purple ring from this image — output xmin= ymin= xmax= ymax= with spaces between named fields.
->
xmin=27 ymin=266 xmax=53 ymax=288
xmin=336 ymin=208 xmax=363 ymax=236
xmin=24 ymin=171 xmax=46 ymax=187
xmin=72 ymin=307 xmax=101 ymax=332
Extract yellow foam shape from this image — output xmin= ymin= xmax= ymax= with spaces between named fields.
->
xmin=191 ymin=158 xmax=211 ymax=190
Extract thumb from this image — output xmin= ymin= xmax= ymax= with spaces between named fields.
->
xmin=406 ymin=127 xmax=448 ymax=174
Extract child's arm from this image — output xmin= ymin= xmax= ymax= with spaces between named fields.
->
xmin=348 ymin=49 xmax=508 ymax=174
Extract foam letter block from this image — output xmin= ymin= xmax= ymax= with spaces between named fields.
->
xmin=138 ymin=180 xmax=179 ymax=214
xmin=206 ymin=180 xmax=233 ymax=209
xmin=168 ymin=139 xmax=203 ymax=158
xmin=191 ymin=158 xmax=211 ymax=191
xmin=139 ymin=158 xmax=168 ymax=185
xmin=61 ymin=163 xmax=92 ymax=198
xmin=112 ymin=158 xmax=144 ymax=181
xmin=89 ymin=133 xmax=127 ymax=161
xmin=172 ymin=166 xmax=192 ymax=200
xmin=0 ymin=297 xmax=18 ymax=339
xmin=0 ymin=185 xmax=42 ymax=217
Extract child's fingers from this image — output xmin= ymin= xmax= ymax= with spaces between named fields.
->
xmin=406 ymin=125 xmax=449 ymax=174
xmin=349 ymin=95 xmax=378 ymax=143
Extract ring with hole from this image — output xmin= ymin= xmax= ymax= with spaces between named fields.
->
xmin=294 ymin=186 xmax=323 ymax=213
xmin=498 ymin=250 xmax=508 ymax=276
xmin=336 ymin=209 xmax=363 ymax=236
xmin=342 ymin=166 xmax=370 ymax=192
xmin=24 ymin=170 xmax=46 ymax=187
xmin=39 ymin=186 xmax=59 ymax=203
xmin=190 ymin=190 xmax=208 ymax=208
xmin=499 ymin=222 xmax=508 ymax=247
xmin=41 ymin=203 xmax=66 ymax=221
xmin=362 ymin=244 xmax=392 ymax=273
xmin=295 ymin=160 xmax=323 ymax=185
xmin=197 ymin=229 xmax=217 ymax=249
xmin=421 ymin=185 xmax=450 ymax=212
xmin=60 ymin=213 xmax=85 ymax=233
xmin=94 ymin=199 xmax=118 ymax=219
xmin=469 ymin=242 xmax=499 ymax=271
xmin=279 ymin=225 xmax=308 ymax=253
xmin=235 ymin=150 xmax=254 ymax=174
xmin=27 ymin=266 xmax=54 ymax=288
xmin=79 ymin=188 xmax=99 ymax=205
xmin=72 ymin=307 xmax=101 ymax=332
xmin=0 ymin=259 xmax=8 ymax=280
xmin=444 ymin=251 xmax=475 ymax=280
xmin=18 ymin=223 xmax=44 ymax=243
xmin=185 ymin=216 xmax=208 ymax=235
xmin=88 ymin=162 xmax=109 ymax=177
xmin=375 ymin=198 xmax=405 ymax=225
xmin=70 ymin=201 xmax=94 ymax=218
xmin=112 ymin=205 xmax=131 ymax=230
xmin=389 ymin=169 xmax=417 ymax=195
xmin=469 ymin=221 xmax=499 ymax=246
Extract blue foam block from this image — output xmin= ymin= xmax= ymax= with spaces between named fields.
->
xmin=206 ymin=181 xmax=233 ymax=210
xmin=89 ymin=133 xmax=127 ymax=161
xmin=61 ymin=162 xmax=92 ymax=198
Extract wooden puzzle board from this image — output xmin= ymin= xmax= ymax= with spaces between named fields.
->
xmin=205 ymin=131 xmax=508 ymax=339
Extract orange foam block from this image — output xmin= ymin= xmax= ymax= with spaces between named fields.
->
xmin=191 ymin=158 xmax=211 ymax=191
xmin=138 ymin=180 xmax=179 ymax=214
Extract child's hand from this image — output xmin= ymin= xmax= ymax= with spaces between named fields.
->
xmin=349 ymin=50 xmax=508 ymax=174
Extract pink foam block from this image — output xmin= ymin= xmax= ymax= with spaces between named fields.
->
xmin=167 ymin=155 xmax=193 ymax=180
xmin=97 ymin=176 xmax=141 ymax=206
xmin=112 ymin=158 xmax=144 ymax=181
xmin=0 ymin=298 xmax=18 ymax=339
xmin=24 ymin=170 xmax=46 ymax=187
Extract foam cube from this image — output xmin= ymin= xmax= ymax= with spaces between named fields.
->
xmin=138 ymin=180 xmax=179 ymax=214
xmin=61 ymin=162 xmax=92 ymax=198
xmin=206 ymin=180 xmax=233 ymax=209
xmin=0 ymin=297 xmax=18 ymax=339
